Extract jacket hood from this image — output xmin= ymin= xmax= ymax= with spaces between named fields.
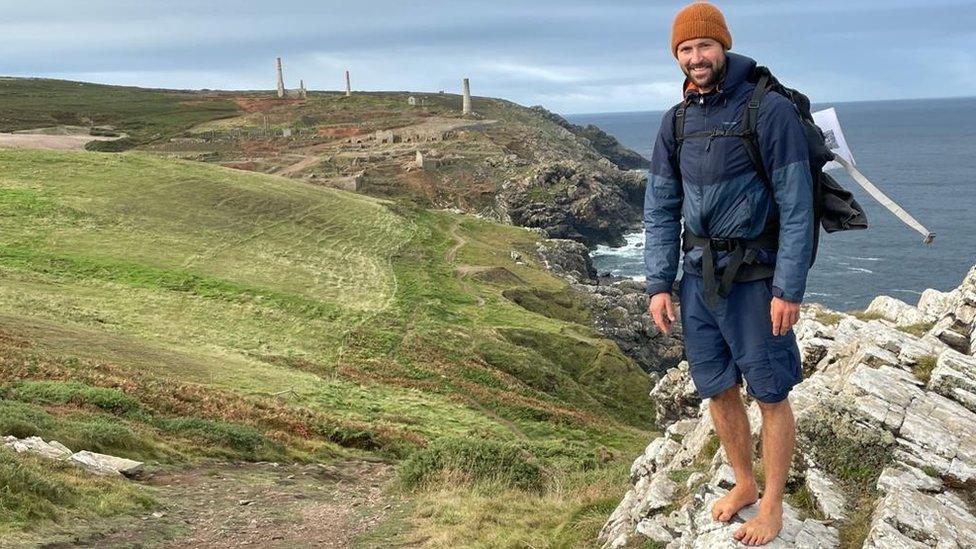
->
xmin=682 ymin=52 xmax=757 ymax=97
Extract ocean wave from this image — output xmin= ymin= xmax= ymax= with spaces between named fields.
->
xmin=846 ymin=267 xmax=874 ymax=274
xmin=591 ymin=233 xmax=644 ymax=258
xmin=891 ymin=289 xmax=923 ymax=295
xmin=848 ymin=256 xmax=882 ymax=261
xmin=806 ymin=292 xmax=837 ymax=297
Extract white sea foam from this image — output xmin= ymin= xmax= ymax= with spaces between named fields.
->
xmin=846 ymin=267 xmax=874 ymax=274
xmin=591 ymin=232 xmax=643 ymax=258
xmin=891 ymin=289 xmax=923 ymax=295
xmin=849 ymin=256 xmax=882 ymax=261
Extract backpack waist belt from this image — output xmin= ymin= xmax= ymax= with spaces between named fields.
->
xmin=681 ymin=224 xmax=778 ymax=306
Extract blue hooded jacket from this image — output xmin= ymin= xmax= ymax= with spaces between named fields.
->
xmin=643 ymin=52 xmax=814 ymax=303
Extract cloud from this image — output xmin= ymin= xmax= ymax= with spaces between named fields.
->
xmin=1 ymin=1 xmax=972 ymax=113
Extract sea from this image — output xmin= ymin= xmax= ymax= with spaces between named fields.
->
xmin=566 ymin=96 xmax=976 ymax=311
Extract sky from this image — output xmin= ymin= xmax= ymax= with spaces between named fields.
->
xmin=2 ymin=1 xmax=975 ymax=114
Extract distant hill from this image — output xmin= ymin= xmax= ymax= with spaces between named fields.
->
xmin=0 ymin=77 xmax=649 ymax=247
xmin=0 ymin=77 xmax=239 ymax=145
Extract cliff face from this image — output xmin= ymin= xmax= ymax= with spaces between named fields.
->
xmin=499 ymin=161 xmax=644 ymax=247
xmin=527 ymin=106 xmax=651 ymax=171
xmin=599 ymin=264 xmax=976 ymax=548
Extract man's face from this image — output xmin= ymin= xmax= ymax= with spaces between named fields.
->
xmin=676 ymin=38 xmax=726 ymax=91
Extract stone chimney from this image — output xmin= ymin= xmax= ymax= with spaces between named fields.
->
xmin=462 ymin=78 xmax=472 ymax=115
xmin=276 ymin=57 xmax=285 ymax=98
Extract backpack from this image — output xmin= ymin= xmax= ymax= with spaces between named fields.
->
xmin=670 ymin=66 xmax=868 ymax=303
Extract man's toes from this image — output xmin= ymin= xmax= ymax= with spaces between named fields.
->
xmin=733 ymin=526 xmax=746 ymax=539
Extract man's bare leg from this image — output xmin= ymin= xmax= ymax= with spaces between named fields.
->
xmin=708 ymin=384 xmax=759 ymax=522
xmin=734 ymin=397 xmax=795 ymax=546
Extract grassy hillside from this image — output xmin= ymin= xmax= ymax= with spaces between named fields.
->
xmin=0 ymin=149 xmax=655 ymax=545
xmin=0 ymin=77 xmax=238 ymax=144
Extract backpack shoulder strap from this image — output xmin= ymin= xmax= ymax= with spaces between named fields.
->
xmin=740 ymin=70 xmax=771 ymax=188
xmin=668 ymin=100 xmax=689 ymax=180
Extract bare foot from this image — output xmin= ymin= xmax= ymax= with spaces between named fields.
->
xmin=710 ymin=481 xmax=759 ymax=522
xmin=733 ymin=500 xmax=783 ymax=546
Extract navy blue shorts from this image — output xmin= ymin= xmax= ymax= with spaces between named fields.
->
xmin=679 ymin=273 xmax=802 ymax=403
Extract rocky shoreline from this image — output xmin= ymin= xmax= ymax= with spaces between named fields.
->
xmin=533 ymin=237 xmax=683 ymax=375
xmin=597 ymin=264 xmax=976 ymax=548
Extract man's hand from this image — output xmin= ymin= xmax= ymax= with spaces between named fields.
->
xmin=648 ymin=292 xmax=676 ymax=335
xmin=770 ymin=296 xmax=800 ymax=336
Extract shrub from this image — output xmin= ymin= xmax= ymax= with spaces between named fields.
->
xmin=2 ymin=380 xmax=141 ymax=415
xmin=398 ymin=436 xmax=546 ymax=492
xmin=88 ymin=127 xmax=119 ymax=137
xmin=85 ymin=137 xmax=136 ymax=152
xmin=0 ymin=400 xmax=55 ymax=439
xmin=154 ymin=417 xmax=267 ymax=455
xmin=59 ymin=416 xmax=146 ymax=456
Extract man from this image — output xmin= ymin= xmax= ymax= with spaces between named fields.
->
xmin=644 ymin=2 xmax=813 ymax=546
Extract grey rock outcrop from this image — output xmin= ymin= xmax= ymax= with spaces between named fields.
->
xmin=500 ymin=161 xmax=644 ymax=248
xmin=535 ymin=238 xmax=598 ymax=284
xmin=530 ymin=237 xmax=683 ymax=374
xmin=599 ymin=264 xmax=976 ymax=548
xmin=3 ymin=435 xmax=72 ymax=460
xmin=69 ymin=450 xmax=145 ymax=477
xmin=2 ymin=434 xmax=145 ymax=478
xmin=526 ymin=106 xmax=651 ymax=170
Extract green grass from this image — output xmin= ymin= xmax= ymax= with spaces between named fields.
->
xmin=850 ymin=310 xmax=885 ymax=322
xmin=696 ymin=434 xmax=721 ymax=467
xmin=913 ymin=354 xmax=938 ymax=384
xmin=0 ymin=148 xmax=654 ymax=543
xmin=0 ymin=448 xmax=155 ymax=537
xmin=798 ymin=409 xmax=894 ymax=548
xmin=0 ymin=77 xmax=239 ymax=146
xmin=898 ymin=321 xmax=935 ymax=337
xmin=813 ymin=310 xmax=843 ymax=326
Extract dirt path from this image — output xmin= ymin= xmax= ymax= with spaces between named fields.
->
xmin=277 ymin=154 xmax=322 ymax=176
xmin=0 ymin=133 xmax=119 ymax=151
xmin=44 ymin=458 xmax=406 ymax=548
xmin=444 ymin=218 xmax=467 ymax=264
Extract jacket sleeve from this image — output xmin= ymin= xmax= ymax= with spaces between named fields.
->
xmin=757 ymin=94 xmax=814 ymax=303
xmin=644 ymin=107 xmax=683 ymax=296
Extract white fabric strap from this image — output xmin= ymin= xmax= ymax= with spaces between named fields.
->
xmin=833 ymin=155 xmax=935 ymax=244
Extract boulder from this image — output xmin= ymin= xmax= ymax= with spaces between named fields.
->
xmin=865 ymin=295 xmax=927 ymax=326
xmin=68 ymin=450 xmax=144 ymax=477
xmin=2 ymin=436 xmax=72 ymax=460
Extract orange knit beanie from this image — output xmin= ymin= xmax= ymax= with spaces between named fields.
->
xmin=670 ymin=2 xmax=732 ymax=57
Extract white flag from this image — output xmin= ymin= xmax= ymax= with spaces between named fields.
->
xmin=811 ymin=107 xmax=934 ymax=244
xmin=811 ymin=107 xmax=854 ymax=171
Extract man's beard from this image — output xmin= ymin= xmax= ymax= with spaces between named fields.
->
xmin=684 ymin=60 xmax=725 ymax=90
